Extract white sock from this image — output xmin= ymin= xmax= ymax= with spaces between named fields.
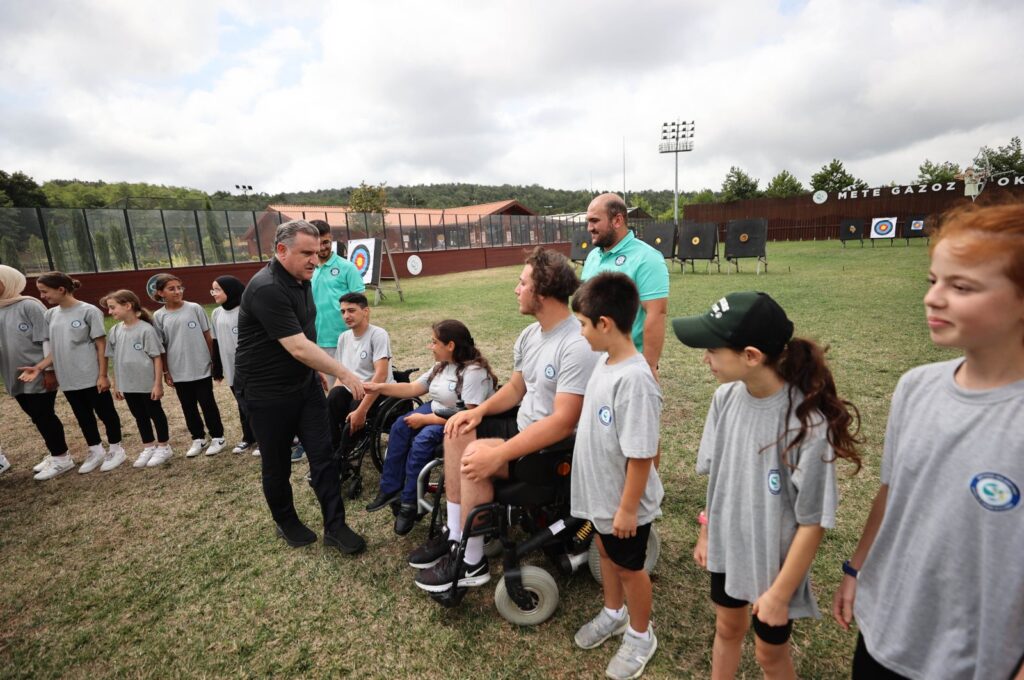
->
xmin=464 ymin=536 xmax=484 ymax=565
xmin=626 ymin=625 xmax=651 ymax=640
xmin=447 ymin=502 xmax=462 ymax=540
xmin=604 ymin=605 xmax=626 ymax=620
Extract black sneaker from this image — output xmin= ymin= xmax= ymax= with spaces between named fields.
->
xmin=393 ymin=503 xmax=418 ymax=536
xmin=415 ymin=553 xmax=490 ymax=593
xmin=365 ymin=489 xmax=401 ymax=513
xmin=407 ymin=528 xmax=452 ymax=569
xmin=276 ymin=520 xmax=317 ymax=547
xmin=323 ymin=523 xmax=367 ymax=555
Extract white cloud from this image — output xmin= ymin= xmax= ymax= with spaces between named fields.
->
xmin=0 ymin=0 xmax=1021 ymax=200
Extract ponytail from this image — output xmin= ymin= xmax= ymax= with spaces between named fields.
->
xmin=36 ymin=271 xmax=81 ymax=295
xmin=766 ymin=337 xmax=863 ymax=472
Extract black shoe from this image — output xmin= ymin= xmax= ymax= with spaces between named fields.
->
xmin=394 ymin=503 xmax=419 ymax=536
xmin=415 ymin=552 xmax=490 ymax=593
xmin=407 ymin=528 xmax=452 ymax=569
xmin=276 ymin=520 xmax=317 ymax=547
xmin=324 ymin=523 xmax=367 ymax=555
xmin=366 ymin=489 xmax=401 ymax=513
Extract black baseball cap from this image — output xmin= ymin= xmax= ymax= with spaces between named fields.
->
xmin=672 ymin=291 xmax=793 ymax=356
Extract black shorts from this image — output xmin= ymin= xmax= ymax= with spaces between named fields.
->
xmin=851 ymin=633 xmax=910 ymax=679
xmin=475 ymin=408 xmax=572 ymax=482
xmin=475 ymin=407 xmax=520 ymax=441
xmin=709 ymin=572 xmax=793 ymax=645
xmin=598 ymin=524 xmax=651 ymax=572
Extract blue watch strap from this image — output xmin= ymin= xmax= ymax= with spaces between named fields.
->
xmin=842 ymin=560 xmax=859 ymax=578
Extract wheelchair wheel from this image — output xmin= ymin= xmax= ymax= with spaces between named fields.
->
xmin=494 ymin=566 xmax=559 ymax=626
xmin=370 ymin=397 xmax=421 ymax=472
xmin=587 ymin=525 xmax=661 ymax=584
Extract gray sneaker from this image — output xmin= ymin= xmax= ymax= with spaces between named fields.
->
xmin=575 ymin=608 xmax=630 ymax=649
xmin=605 ymin=628 xmax=657 ymax=680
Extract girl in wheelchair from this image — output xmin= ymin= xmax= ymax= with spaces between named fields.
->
xmin=363 ymin=320 xmax=498 ymax=535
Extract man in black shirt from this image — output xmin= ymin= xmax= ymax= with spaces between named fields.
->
xmin=235 ymin=220 xmax=367 ymax=554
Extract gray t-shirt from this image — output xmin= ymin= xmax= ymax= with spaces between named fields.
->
xmin=696 ymin=381 xmax=838 ymax=620
xmin=855 ymin=359 xmax=1024 ymax=680
xmin=106 ymin=320 xmax=164 ymax=394
xmin=153 ymin=302 xmax=211 ymax=382
xmin=416 ymin=362 xmax=495 ymax=414
xmin=571 ymin=353 xmax=664 ymax=534
xmin=335 ymin=324 xmax=394 ymax=383
xmin=210 ymin=306 xmax=241 ymax=387
xmin=513 ymin=315 xmax=598 ymax=432
xmin=43 ymin=301 xmax=106 ymax=391
xmin=0 ymin=299 xmax=48 ymax=396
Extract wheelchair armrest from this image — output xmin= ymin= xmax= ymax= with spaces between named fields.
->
xmin=391 ymin=367 xmax=419 ymax=384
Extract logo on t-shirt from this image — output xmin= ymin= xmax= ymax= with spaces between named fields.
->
xmin=597 ymin=405 xmax=613 ymax=426
xmin=330 ymin=267 xmax=340 ymax=276
xmin=71 ymin=319 xmax=83 ymax=328
xmin=614 ymin=255 xmax=627 ymax=266
xmin=543 ymin=364 xmax=556 ymax=380
xmin=970 ymin=472 xmax=1020 ymax=512
xmin=359 ymin=350 xmax=368 ymax=360
xmin=767 ymin=469 xmax=782 ymax=495
xmin=231 ymin=327 xmax=239 ymax=335
xmin=17 ymin=322 xmax=29 ymax=332
xmin=447 ymin=380 xmax=457 ymax=392
xmin=187 ymin=321 xmax=198 ymax=329
xmin=133 ymin=342 xmax=144 ymax=351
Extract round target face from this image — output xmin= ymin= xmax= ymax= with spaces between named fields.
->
xmin=739 ymin=233 xmax=749 ymax=243
xmin=407 ymin=255 xmax=423 ymax=276
xmin=655 ymin=237 xmax=662 ymax=244
xmin=874 ymin=220 xmax=894 ymax=236
xmin=580 ymin=242 xmax=588 ymax=250
xmin=350 ymin=244 xmax=371 ymax=275
xmin=848 ymin=225 xmax=857 ymax=234
xmin=691 ymin=236 xmax=700 ymax=245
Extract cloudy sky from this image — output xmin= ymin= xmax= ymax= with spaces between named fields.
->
xmin=1 ymin=0 xmax=1021 ymax=197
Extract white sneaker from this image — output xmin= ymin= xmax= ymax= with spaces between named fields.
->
xmin=33 ymin=455 xmax=54 ymax=473
xmin=100 ymin=443 xmax=127 ymax=472
xmin=79 ymin=445 xmax=106 ymax=474
xmin=146 ymin=445 xmax=173 ymax=467
xmin=205 ymin=438 xmax=227 ymax=456
xmin=251 ymin=447 xmax=261 ymax=457
xmin=232 ymin=441 xmax=252 ymax=454
xmin=134 ymin=447 xmax=156 ymax=468
xmin=0 ymin=452 xmax=10 ymax=476
xmin=34 ymin=454 xmax=75 ymax=480
xmin=185 ymin=439 xmax=208 ymax=457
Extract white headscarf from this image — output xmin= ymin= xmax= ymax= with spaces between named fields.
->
xmin=0 ymin=265 xmax=45 ymax=309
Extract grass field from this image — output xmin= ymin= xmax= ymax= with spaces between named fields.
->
xmin=0 ymin=239 xmax=956 ymax=679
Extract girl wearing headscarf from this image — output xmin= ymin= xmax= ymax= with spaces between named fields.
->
xmin=210 ymin=275 xmax=257 ymax=455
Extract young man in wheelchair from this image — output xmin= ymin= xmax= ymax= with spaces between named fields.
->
xmin=410 ymin=247 xmax=599 ymax=592
xmin=326 ymin=292 xmax=394 ymax=456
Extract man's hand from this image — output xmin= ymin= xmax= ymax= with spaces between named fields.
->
xmin=612 ymin=507 xmax=638 ymax=539
xmin=831 ymin=575 xmax=858 ymax=631
xmin=461 ymin=441 xmax=503 ymax=481
xmin=445 ymin=407 xmax=482 ymax=437
xmin=752 ymin=588 xmax=790 ymax=628
xmin=346 ymin=409 xmax=366 ymax=433
xmin=337 ymin=371 xmax=365 ymax=400
xmin=403 ymin=412 xmax=432 ymax=429
xmin=97 ymin=375 xmax=111 ymax=393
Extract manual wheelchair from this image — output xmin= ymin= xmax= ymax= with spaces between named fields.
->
xmin=414 ymin=437 xmax=661 ymax=626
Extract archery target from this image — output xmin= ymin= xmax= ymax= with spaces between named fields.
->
xmin=346 ymin=238 xmax=383 ymax=285
xmin=870 ymin=217 xmax=897 ymax=239
xmin=351 ymin=244 xmax=371 ymax=275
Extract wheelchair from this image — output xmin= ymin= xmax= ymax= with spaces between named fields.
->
xmin=415 ymin=437 xmax=662 ymax=625
xmin=334 ymin=367 xmax=421 ymax=499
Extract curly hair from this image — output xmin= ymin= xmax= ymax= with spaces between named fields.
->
xmin=525 ymin=247 xmax=580 ymax=303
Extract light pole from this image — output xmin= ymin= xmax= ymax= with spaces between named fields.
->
xmin=659 ymin=120 xmax=695 ymax=225
xmin=235 ymin=184 xmax=253 ymax=208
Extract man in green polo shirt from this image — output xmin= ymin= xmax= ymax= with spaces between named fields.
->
xmin=581 ymin=193 xmax=669 ymax=377
xmin=310 ymin=220 xmax=365 ymax=388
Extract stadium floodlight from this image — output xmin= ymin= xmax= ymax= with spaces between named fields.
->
xmin=234 ymin=184 xmax=254 ymax=207
xmin=658 ymin=120 xmax=695 ymax=225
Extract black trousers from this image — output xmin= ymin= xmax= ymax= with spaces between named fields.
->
xmin=852 ymin=633 xmax=910 ymax=679
xmin=63 ymin=386 xmax=122 ymax=447
xmin=14 ymin=392 xmax=68 ymax=455
xmin=172 ymin=376 xmax=224 ymax=440
xmin=230 ymin=387 xmax=255 ymax=444
xmin=239 ymin=376 xmax=346 ymax=532
xmin=123 ymin=392 xmax=170 ymax=444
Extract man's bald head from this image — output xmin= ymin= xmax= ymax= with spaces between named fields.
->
xmin=586 ymin=193 xmax=629 ymax=249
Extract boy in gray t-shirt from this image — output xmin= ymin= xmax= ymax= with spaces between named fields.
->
xmin=569 ymin=272 xmax=662 ymax=680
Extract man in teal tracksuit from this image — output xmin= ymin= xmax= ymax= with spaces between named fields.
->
xmin=310 ymin=220 xmax=365 ymax=389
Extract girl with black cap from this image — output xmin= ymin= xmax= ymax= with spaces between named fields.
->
xmin=210 ymin=276 xmax=257 ymax=455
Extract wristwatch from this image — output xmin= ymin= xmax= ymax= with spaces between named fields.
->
xmin=842 ymin=560 xmax=859 ymax=578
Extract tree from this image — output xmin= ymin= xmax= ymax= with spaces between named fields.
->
xmin=810 ymin=159 xmax=868 ymax=193
xmin=0 ymin=170 xmax=49 ymax=207
xmin=630 ymin=195 xmax=655 ymax=216
xmin=763 ymin=170 xmax=806 ymax=198
xmin=203 ymin=196 xmax=229 ymax=263
xmin=975 ymin=136 xmax=1024 ymax=175
xmin=1 ymin=236 xmax=21 ymax=271
xmin=110 ymin=226 xmax=131 ymax=268
xmin=721 ymin=167 xmax=761 ymax=202
xmin=917 ymin=159 xmax=961 ymax=184
xmin=71 ymin=209 xmax=95 ymax=272
xmin=349 ymin=181 xmax=388 ymax=213
xmin=93 ymin=231 xmax=112 ymax=270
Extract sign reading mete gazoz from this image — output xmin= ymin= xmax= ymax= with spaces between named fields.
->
xmin=812 ymin=174 xmax=1024 ymax=204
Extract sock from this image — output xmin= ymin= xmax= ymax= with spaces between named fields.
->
xmin=626 ymin=625 xmax=651 ymax=641
xmin=604 ymin=605 xmax=626 ymax=620
xmin=447 ymin=502 xmax=462 ymax=540
xmin=464 ymin=536 xmax=484 ymax=565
